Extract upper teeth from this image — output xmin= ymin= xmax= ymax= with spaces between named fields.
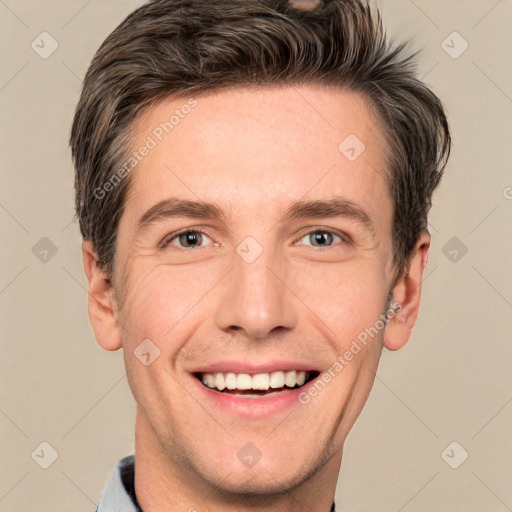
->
xmin=200 ymin=370 xmax=308 ymax=391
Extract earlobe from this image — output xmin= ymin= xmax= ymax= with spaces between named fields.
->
xmin=82 ymin=240 xmax=123 ymax=351
xmin=383 ymin=230 xmax=431 ymax=351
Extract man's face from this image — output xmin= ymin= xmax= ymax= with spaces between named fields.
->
xmin=111 ymin=86 xmax=397 ymax=493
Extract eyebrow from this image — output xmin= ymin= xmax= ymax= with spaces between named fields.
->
xmin=135 ymin=196 xmax=375 ymax=238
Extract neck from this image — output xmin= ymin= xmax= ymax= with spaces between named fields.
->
xmin=133 ymin=408 xmax=341 ymax=512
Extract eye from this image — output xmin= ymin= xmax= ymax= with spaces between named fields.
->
xmin=159 ymin=227 xmax=348 ymax=251
xmin=295 ymin=229 xmax=348 ymax=249
xmin=160 ymin=229 xmax=216 ymax=250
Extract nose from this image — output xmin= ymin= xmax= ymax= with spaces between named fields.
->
xmin=214 ymin=242 xmax=299 ymax=340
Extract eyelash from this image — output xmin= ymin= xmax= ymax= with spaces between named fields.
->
xmin=159 ymin=227 xmax=350 ymax=251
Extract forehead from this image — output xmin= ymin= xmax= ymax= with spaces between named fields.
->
xmin=122 ymin=85 xmax=391 ymax=232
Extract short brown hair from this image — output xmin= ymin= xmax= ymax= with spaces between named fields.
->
xmin=70 ymin=0 xmax=450 ymax=284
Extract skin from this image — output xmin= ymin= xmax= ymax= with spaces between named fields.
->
xmin=82 ymin=85 xmax=431 ymax=512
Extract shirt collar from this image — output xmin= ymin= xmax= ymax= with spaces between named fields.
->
xmin=96 ymin=455 xmax=336 ymax=511
xmin=96 ymin=455 xmax=141 ymax=512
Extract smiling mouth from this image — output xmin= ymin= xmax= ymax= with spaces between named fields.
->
xmin=194 ymin=370 xmax=320 ymax=396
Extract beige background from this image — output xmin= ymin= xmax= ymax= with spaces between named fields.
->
xmin=1 ymin=0 xmax=511 ymax=510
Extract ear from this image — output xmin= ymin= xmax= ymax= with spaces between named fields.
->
xmin=82 ymin=240 xmax=123 ymax=351
xmin=383 ymin=230 xmax=431 ymax=351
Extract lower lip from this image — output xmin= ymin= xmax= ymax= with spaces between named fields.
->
xmin=192 ymin=375 xmax=316 ymax=417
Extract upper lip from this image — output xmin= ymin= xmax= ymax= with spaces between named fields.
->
xmin=191 ymin=360 xmax=321 ymax=375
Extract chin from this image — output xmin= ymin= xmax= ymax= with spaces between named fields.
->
xmin=191 ymin=443 xmax=332 ymax=500
xmin=204 ymin=467 xmax=310 ymax=499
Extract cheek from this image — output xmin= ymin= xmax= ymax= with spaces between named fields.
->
xmin=117 ymin=261 xmax=215 ymax=344
xmin=118 ymin=265 xmax=199 ymax=417
xmin=118 ymin=251 xmax=389 ymax=352
xmin=292 ymin=259 xmax=388 ymax=345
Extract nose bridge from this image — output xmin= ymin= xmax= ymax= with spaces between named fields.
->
xmin=215 ymin=237 xmax=298 ymax=338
